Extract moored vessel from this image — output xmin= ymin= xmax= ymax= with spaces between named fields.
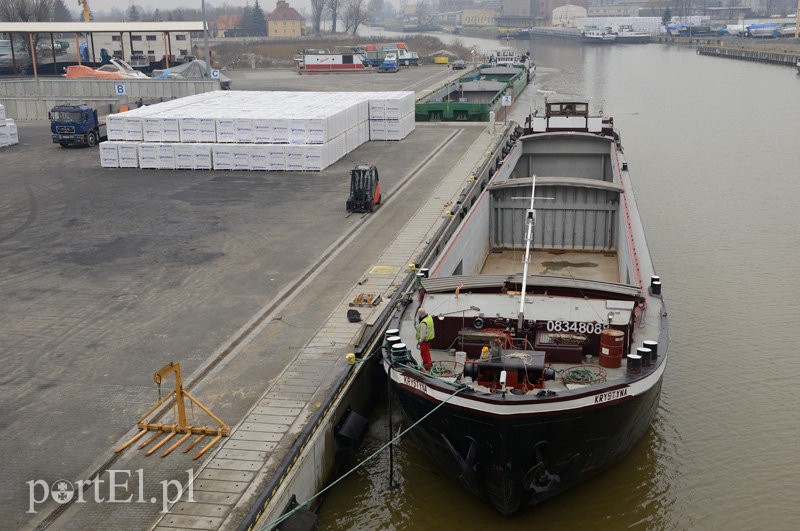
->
xmin=415 ymin=62 xmax=530 ymax=122
xmin=294 ymin=47 xmax=369 ymax=73
xmin=382 ymin=100 xmax=668 ymax=515
xmin=581 ymin=26 xmax=617 ymax=43
xmin=614 ymin=26 xmax=651 ymax=44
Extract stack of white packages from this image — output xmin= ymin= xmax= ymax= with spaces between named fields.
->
xmin=99 ymin=90 xmax=414 ymax=171
xmin=0 ymin=104 xmax=19 ymax=148
xmin=365 ymin=91 xmax=416 ymax=141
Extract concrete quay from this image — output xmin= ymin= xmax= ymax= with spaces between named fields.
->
xmin=0 ymin=66 xmax=508 ymax=530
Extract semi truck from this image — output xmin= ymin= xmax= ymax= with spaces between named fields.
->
xmin=49 ymin=104 xmax=107 ymax=147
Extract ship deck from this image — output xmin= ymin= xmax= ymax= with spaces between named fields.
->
xmin=481 ymin=248 xmax=620 ymax=283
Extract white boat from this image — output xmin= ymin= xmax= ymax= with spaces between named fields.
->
xmin=294 ymin=47 xmax=369 ymax=73
xmin=489 ymin=47 xmax=535 ymax=80
xmin=65 ymin=57 xmax=150 ymax=79
xmin=614 ymin=25 xmax=651 ymax=44
xmin=581 ymin=27 xmax=617 ymax=44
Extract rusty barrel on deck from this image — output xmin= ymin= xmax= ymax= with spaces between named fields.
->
xmin=599 ymin=328 xmax=625 ymax=368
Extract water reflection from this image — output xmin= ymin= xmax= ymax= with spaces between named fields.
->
xmin=317 ymin=34 xmax=800 ymax=529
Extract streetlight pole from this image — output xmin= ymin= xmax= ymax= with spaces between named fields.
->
xmin=201 ymin=0 xmax=211 ymax=79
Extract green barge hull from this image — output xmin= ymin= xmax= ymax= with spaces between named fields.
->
xmin=415 ymin=64 xmax=530 ymax=122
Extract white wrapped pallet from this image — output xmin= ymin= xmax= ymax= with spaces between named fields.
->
xmin=194 ymin=144 xmax=213 ymax=170
xmin=174 ymin=144 xmax=195 ymax=169
xmin=268 ymin=145 xmax=286 ymax=171
xmin=306 ymin=118 xmax=326 ymax=144
xmin=272 ymin=119 xmax=289 ymax=143
xmin=179 ymin=117 xmax=199 ymax=142
xmin=304 ymin=144 xmax=325 ymax=172
xmin=212 ymin=144 xmax=235 ymax=170
xmin=369 ymin=120 xmax=386 ymax=141
xmin=216 ymin=118 xmax=236 ymax=143
xmin=235 ymin=118 xmax=254 ymax=143
xmin=285 ymin=145 xmax=304 ymax=172
xmin=157 ymin=143 xmax=175 ymax=169
xmin=198 ymin=118 xmax=217 ymax=142
xmin=99 ymin=142 xmax=119 ymax=168
xmin=107 ymin=114 xmax=125 ymax=140
xmin=118 ymin=142 xmax=139 ymax=167
xmin=138 ymin=144 xmax=159 ymax=169
xmin=250 ymin=144 xmax=270 ymax=171
xmin=289 ymin=120 xmax=307 ymax=145
xmin=162 ymin=118 xmax=180 ymax=142
xmin=143 ymin=117 xmax=162 ymax=142
xmin=124 ymin=117 xmax=143 ymax=141
xmin=232 ymin=144 xmax=252 ymax=171
xmin=369 ymin=99 xmax=386 ymax=121
xmin=253 ymin=120 xmax=272 ymax=143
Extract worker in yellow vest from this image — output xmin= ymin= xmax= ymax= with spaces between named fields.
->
xmin=416 ymin=308 xmax=435 ymax=370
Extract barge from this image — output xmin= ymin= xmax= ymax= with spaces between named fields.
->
xmin=382 ymin=100 xmax=668 ymax=515
xmin=415 ymin=63 xmax=530 ymax=122
xmin=294 ymin=47 xmax=370 ymax=73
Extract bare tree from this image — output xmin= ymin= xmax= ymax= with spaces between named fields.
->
xmin=0 ymin=0 xmax=56 ymax=55
xmin=327 ymin=0 xmax=341 ymax=33
xmin=342 ymin=0 xmax=369 ymax=35
xmin=0 ymin=0 xmax=54 ymax=22
xmin=310 ymin=0 xmax=325 ymax=35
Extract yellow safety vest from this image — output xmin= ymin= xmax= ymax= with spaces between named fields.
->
xmin=416 ymin=314 xmax=435 ymax=342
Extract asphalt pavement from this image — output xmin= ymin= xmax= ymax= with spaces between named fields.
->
xmin=0 ymin=70 xmax=487 ymax=528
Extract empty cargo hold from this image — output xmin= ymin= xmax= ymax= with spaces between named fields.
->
xmin=100 ymin=91 xmax=415 ymax=171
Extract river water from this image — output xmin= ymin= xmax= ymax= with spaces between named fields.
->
xmin=317 ymin=33 xmax=800 ymax=530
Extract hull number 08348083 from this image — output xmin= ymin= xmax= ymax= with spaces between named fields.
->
xmin=545 ymin=320 xmax=608 ymax=334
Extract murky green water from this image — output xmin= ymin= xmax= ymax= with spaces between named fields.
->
xmin=317 ymin=36 xmax=800 ymax=530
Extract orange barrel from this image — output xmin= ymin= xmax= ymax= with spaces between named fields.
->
xmin=599 ymin=328 xmax=625 ymax=368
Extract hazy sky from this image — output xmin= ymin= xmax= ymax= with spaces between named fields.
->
xmin=86 ymin=0 xmax=403 ymax=16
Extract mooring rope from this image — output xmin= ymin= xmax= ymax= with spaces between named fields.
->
xmin=259 ymin=382 xmax=469 ymax=530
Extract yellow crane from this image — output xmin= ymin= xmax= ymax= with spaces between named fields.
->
xmin=78 ymin=0 xmax=90 ymax=23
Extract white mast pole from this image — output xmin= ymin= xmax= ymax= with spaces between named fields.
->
xmin=518 ymin=175 xmax=536 ymax=329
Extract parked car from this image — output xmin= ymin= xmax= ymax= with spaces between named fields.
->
xmin=452 ymin=59 xmax=467 ymax=70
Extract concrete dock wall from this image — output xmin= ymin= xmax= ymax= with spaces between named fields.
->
xmin=696 ymin=45 xmax=800 ymax=66
xmin=0 ymin=78 xmax=219 ymax=120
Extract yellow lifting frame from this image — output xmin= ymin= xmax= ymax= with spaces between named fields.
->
xmin=115 ymin=362 xmax=230 ymax=460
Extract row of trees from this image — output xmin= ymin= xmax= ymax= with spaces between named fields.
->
xmin=309 ymin=0 xmax=371 ymax=36
xmin=0 ymin=0 xmax=73 ymax=22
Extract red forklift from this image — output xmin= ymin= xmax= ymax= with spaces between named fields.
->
xmin=346 ymin=165 xmax=382 ymax=213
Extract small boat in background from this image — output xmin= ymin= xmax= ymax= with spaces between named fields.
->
xmin=581 ymin=27 xmax=617 ymax=43
xmin=65 ymin=58 xmax=150 ymax=79
xmin=294 ymin=47 xmax=370 ymax=74
xmin=614 ymin=25 xmax=651 ymax=44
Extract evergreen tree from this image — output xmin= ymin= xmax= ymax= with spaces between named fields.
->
xmin=153 ymin=8 xmax=162 ymax=22
xmin=252 ymin=0 xmax=267 ymax=36
xmin=662 ymin=8 xmax=672 ymax=27
xmin=127 ymin=4 xmax=141 ymax=22
xmin=240 ymin=3 xmax=254 ymax=35
xmin=52 ymin=0 xmax=73 ymax=22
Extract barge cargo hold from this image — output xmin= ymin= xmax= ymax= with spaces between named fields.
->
xmin=415 ymin=64 xmax=530 ymax=122
xmin=382 ymin=100 xmax=669 ymax=515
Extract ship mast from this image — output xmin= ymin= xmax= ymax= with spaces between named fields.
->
xmin=518 ymin=175 xmax=537 ymax=329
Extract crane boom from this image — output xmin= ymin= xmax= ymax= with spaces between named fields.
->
xmin=78 ymin=0 xmax=90 ymax=23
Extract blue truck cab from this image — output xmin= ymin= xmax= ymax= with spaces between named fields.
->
xmin=377 ymin=52 xmax=399 ymax=73
xmin=49 ymin=104 xmax=107 ymax=147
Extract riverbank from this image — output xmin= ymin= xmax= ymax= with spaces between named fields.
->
xmin=206 ymin=35 xmax=474 ymax=70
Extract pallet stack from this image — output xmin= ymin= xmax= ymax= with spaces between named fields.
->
xmin=99 ymin=91 xmax=415 ymax=171
xmin=0 ymin=104 xmax=19 ymax=148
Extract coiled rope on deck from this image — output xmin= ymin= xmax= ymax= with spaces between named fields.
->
xmin=259 ymin=382 xmax=469 ymax=530
xmin=559 ymin=365 xmax=608 ymax=385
